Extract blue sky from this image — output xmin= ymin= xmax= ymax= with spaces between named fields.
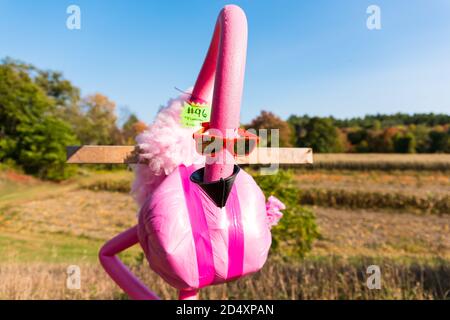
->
xmin=1 ymin=0 xmax=449 ymax=124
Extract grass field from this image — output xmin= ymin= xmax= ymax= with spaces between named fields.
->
xmin=0 ymin=154 xmax=449 ymax=299
xmin=312 ymin=153 xmax=450 ymax=171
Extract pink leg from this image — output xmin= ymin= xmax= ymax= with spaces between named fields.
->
xmin=99 ymin=225 xmax=159 ymax=300
xmin=179 ymin=289 xmax=199 ymax=300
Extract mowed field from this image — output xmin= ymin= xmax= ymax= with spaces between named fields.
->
xmin=0 ymin=154 xmax=449 ymax=299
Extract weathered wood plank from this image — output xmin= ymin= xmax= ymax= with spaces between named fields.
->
xmin=66 ymin=146 xmax=313 ymax=165
xmin=66 ymin=146 xmax=139 ymax=164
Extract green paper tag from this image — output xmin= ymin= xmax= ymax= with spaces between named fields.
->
xmin=181 ymin=102 xmax=211 ymax=127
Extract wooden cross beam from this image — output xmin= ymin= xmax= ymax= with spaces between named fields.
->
xmin=66 ymin=146 xmax=313 ymax=166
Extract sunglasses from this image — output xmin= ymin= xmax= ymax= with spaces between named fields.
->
xmin=193 ymin=123 xmax=259 ymax=157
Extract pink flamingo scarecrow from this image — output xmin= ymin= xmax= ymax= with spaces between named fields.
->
xmin=99 ymin=5 xmax=285 ymax=300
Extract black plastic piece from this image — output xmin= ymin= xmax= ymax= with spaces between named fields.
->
xmin=190 ymin=165 xmax=240 ymax=208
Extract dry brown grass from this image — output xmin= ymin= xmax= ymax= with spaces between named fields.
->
xmin=311 ymin=208 xmax=450 ymax=259
xmin=1 ymin=165 xmax=450 ymax=299
xmin=294 ymin=170 xmax=450 ymax=195
xmin=0 ymin=189 xmax=137 ymax=241
xmin=80 ymin=169 xmax=450 ymax=214
xmin=300 ymin=188 xmax=449 ymax=214
xmin=312 ymin=153 xmax=450 ymax=171
xmin=292 ymin=169 xmax=450 ymax=214
xmin=2 ymin=188 xmax=448 ymax=261
xmin=1 ymin=258 xmax=448 ymax=300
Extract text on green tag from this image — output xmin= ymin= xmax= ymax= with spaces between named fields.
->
xmin=181 ymin=102 xmax=211 ymax=127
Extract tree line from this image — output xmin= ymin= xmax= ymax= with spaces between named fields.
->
xmin=1 ymin=58 xmax=449 ymax=180
xmin=0 ymin=58 xmax=146 ymax=180
xmin=247 ymin=112 xmax=449 ymax=154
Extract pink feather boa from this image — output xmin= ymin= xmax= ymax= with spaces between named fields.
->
xmin=131 ymin=92 xmax=204 ymax=208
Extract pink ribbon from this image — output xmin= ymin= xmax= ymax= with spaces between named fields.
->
xmin=180 ymin=165 xmax=216 ymax=288
xmin=180 ymin=165 xmax=245 ymax=287
xmin=225 ymin=182 xmax=244 ymax=279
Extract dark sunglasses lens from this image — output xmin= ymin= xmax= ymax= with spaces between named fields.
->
xmin=201 ymin=136 xmax=222 ymax=155
xmin=246 ymin=138 xmax=257 ymax=154
xmin=232 ymin=137 xmax=257 ymax=156
xmin=195 ymin=137 xmax=204 ymax=154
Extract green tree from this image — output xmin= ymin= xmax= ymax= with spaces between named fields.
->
xmin=0 ymin=63 xmax=78 ymax=180
xmin=1 ymin=58 xmax=125 ymax=147
xmin=78 ymin=93 xmax=119 ymax=145
xmin=246 ymin=111 xmax=293 ymax=147
xmin=35 ymin=70 xmax=80 ymax=109
xmin=371 ymin=119 xmax=381 ymax=130
xmin=253 ymin=170 xmax=319 ymax=258
xmin=394 ymin=132 xmax=416 ymax=153
xmin=347 ymin=128 xmax=368 ymax=152
xmin=429 ymin=129 xmax=449 ymax=153
xmin=287 ymin=115 xmax=310 ymax=146
xmin=301 ymin=117 xmax=344 ymax=152
xmin=17 ymin=116 xmax=79 ymax=180
xmin=366 ymin=127 xmax=398 ymax=153
xmin=410 ymin=125 xmax=430 ymax=153
xmin=122 ymin=114 xmax=147 ymax=144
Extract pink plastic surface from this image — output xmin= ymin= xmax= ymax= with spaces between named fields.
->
xmin=99 ymin=226 xmax=160 ymax=300
xmin=137 ymin=164 xmax=271 ymax=290
xmin=190 ymin=5 xmax=248 ymax=182
xmin=99 ymin=5 xmax=284 ymax=300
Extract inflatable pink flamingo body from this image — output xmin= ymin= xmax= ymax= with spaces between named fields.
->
xmin=138 ymin=164 xmax=271 ymax=290
xmin=99 ymin=5 xmax=284 ymax=300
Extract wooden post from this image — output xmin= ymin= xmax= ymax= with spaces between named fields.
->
xmin=66 ymin=146 xmax=313 ymax=166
